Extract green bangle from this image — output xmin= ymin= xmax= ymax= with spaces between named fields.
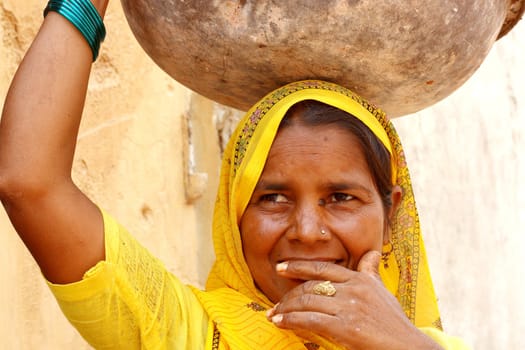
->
xmin=44 ymin=0 xmax=106 ymax=61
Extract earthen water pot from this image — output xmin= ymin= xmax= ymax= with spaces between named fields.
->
xmin=120 ymin=0 xmax=524 ymax=117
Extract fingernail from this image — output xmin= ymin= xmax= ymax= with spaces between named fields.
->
xmin=276 ymin=262 xmax=288 ymax=272
xmin=266 ymin=302 xmax=279 ymax=319
xmin=266 ymin=308 xmax=274 ymax=319
xmin=272 ymin=314 xmax=283 ymax=324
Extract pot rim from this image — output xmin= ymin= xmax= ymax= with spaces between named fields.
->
xmin=498 ymin=0 xmax=525 ymax=39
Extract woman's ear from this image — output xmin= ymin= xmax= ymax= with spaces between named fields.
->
xmin=383 ymin=185 xmax=403 ymax=244
xmin=389 ymin=185 xmax=403 ymax=219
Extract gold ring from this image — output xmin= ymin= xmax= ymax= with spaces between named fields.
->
xmin=312 ymin=280 xmax=336 ymax=297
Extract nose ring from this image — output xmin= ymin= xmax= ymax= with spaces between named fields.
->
xmin=320 ymin=228 xmax=327 ymax=235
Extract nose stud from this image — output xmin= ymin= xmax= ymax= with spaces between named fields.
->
xmin=320 ymin=228 xmax=327 ymax=235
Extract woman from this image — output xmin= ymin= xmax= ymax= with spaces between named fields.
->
xmin=0 ymin=0 xmax=468 ymax=349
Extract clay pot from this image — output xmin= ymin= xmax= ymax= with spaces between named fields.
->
xmin=120 ymin=1 xmax=524 ymax=117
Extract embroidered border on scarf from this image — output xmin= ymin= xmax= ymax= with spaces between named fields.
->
xmin=212 ymin=323 xmax=221 ymax=350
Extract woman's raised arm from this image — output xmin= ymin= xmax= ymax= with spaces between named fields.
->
xmin=0 ymin=1 xmax=109 ymax=284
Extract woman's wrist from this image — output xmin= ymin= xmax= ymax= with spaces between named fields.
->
xmin=43 ymin=0 xmax=107 ymax=61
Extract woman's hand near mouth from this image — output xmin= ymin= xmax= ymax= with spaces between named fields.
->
xmin=267 ymin=251 xmax=444 ymax=350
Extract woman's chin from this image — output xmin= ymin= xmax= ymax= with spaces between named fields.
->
xmin=265 ymin=278 xmax=306 ymax=303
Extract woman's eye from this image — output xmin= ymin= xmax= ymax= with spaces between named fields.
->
xmin=329 ymin=193 xmax=354 ymax=202
xmin=260 ymin=193 xmax=288 ymax=203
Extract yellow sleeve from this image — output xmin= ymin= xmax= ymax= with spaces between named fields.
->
xmin=46 ymin=209 xmax=208 ymax=349
xmin=419 ymin=327 xmax=472 ymax=350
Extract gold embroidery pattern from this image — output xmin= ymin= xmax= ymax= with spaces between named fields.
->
xmin=383 ymin=120 xmax=421 ymax=322
xmin=433 ymin=317 xmax=444 ymax=331
xmin=246 ymin=301 xmax=266 ymax=312
xmin=212 ymin=323 xmax=221 ymax=350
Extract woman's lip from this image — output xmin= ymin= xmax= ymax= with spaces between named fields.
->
xmin=277 ymin=258 xmax=344 ymax=264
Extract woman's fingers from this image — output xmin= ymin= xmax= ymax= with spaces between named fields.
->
xmin=268 ymin=251 xmax=387 ymax=341
xmin=276 ymin=259 xmax=353 ymax=283
xmin=268 ymin=293 xmax=339 ymax=317
xmin=274 ymin=251 xmax=383 ymax=305
xmin=270 ymin=310 xmax=356 ymax=340
xmin=269 ymin=251 xmax=440 ymax=349
xmin=277 ymin=250 xmax=382 ymax=282
xmin=356 ymin=250 xmax=382 ymax=280
xmin=268 ymin=293 xmax=368 ymax=348
xmin=273 ymin=261 xmax=352 ymax=308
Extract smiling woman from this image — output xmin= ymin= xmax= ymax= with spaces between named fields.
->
xmin=0 ymin=1 xmax=471 ymax=349
xmin=240 ymin=103 xmax=399 ymax=302
xmin=195 ymin=81 xmax=468 ymax=349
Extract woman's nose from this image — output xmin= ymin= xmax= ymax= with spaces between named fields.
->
xmin=286 ymin=201 xmax=329 ymax=243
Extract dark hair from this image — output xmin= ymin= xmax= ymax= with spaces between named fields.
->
xmin=281 ymin=100 xmax=394 ymax=212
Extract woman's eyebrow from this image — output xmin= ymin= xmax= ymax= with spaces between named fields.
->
xmin=324 ymin=182 xmax=374 ymax=195
xmin=254 ymin=181 xmax=288 ymax=191
xmin=254 ymin=180 xmax=373 ymax=194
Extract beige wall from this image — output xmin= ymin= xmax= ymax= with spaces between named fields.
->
xmin=394 ymin=24 xmax=525 ymax=349
xmin=1 ymin=1 xmax=218 ymax=348
xmin=1 ymin=1 xmax=524 ymax=349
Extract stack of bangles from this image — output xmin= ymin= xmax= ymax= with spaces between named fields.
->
xmin=44 ymin=0 xmax=106 ymax=61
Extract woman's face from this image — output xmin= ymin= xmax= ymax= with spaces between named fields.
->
xmin=240 ymin=121 xmax=390 ymax=303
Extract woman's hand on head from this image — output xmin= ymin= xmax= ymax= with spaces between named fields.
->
xmin=266 ymin=251 xmax=444 ymax=350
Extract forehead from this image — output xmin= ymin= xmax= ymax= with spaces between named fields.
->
xmin=272 ymin=120 xmax=362 ymax=152
xmin=262 ymin=122 xmax=371 ymax=181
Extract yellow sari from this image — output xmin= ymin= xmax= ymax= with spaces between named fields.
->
xmin=193 ymin=80 xmax=446 ymax=349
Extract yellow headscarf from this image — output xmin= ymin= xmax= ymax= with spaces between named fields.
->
xmin=192 ymin=80 xmax=442 ymax=349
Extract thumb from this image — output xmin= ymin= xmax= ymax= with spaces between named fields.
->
xmin=357 ymin=250 xmax=381 ymax=280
